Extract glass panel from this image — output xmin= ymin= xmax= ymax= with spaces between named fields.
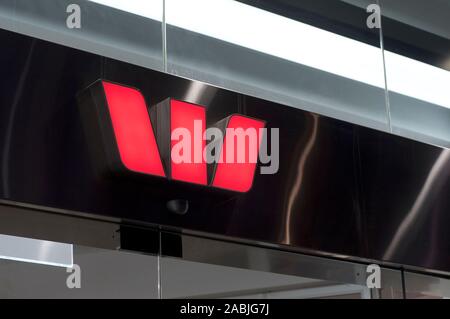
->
xmin=404 ymin=271 xmax=450 ymax=299
xmin=0 ymin=245 xmax=159 ymax=298
xmin=165 ymin=0 xmax=388 ymax=132
xmin=0 ymin=0 xmax=164 ymax=71
xmin=160 ymin=233 xmax=404 ymax=299
xmin=379 ymin=0 xmax=450 ymax=147
xmin=161 ymin=257 xmax=369 ymax=299
xmin=376 ymin=267 xmax=405 ymax=299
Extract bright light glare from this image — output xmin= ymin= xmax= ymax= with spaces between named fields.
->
xmin=89 ymin=0 xmax=162 ymax=21
xmin=90 ymin=0 xmax=450 ymax=109
xmin=166 ymin=0 xmax=385 ymax=88
xmin=385 ymin=51 xmax=450 ymax=109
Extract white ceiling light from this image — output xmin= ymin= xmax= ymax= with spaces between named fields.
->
xmin=384 ymin=51 xmax=450 ymax=109
xmin=89 ymin=0 xmax=163 ymax=21
xmin=166 ymin=0 xmax=385 ymax=88
xmin=90 ymin=0 xmax=450 ymax=109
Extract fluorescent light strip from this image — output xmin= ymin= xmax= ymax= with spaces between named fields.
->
xmin=89 ymin=0 xmax=162 ymax=21
xmin=166 ymin=0 xmax=385 ymax=88
xmin=90 ymin=0 xmax=450 ymax=109
xmin=0 ymin=234 xmax=73 ymax=268
xmin=384 ymin=51 xmax=450 ymax=109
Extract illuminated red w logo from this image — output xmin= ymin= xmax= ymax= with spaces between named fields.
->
xmin=78 ymin=80 xmax=265 ymax=193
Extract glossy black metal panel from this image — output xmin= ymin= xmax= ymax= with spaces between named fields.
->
xmin=1 ymin=29 xmax=449 ymax=273
xmin=358 ymin=130 xmax=450 ymax=268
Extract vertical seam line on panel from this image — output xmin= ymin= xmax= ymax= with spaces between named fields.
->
xmin=378 ymin=0 xmax=392 ymax=133
xmin=157 ymin=230 xmax=162 ymax=299
xmin=162 ymin=0 xmax=168 ymax=73
xmin=401 ymin=267 xmax=406 ymax=299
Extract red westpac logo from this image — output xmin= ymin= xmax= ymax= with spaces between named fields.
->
xmin=78 ymin=80 xmax=265 ymax=193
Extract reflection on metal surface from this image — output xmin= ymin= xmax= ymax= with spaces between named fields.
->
xmin=223 ymin=284 xmax=368 ymax=299
xmin=184 ymin=81 xmax=208 ymax=103
xmin=1 ymin=40 xmax=35 ymax=198
xmin=383 ymin=149 xmax=450 ymax=260
xmin=0 ymin=234 xmax=73 ymax=267
xmin=404 ymin=271 xmax=450 ymax=299
xmin=0 ymin=201 xmax=121 ymax=251
xmin=161 ymin=232 xmax=404 ymax=299
xmin=183 ymin=80 xmax=219 ymax=112
xmin=163 ymin=232 xmax=366 ymax=285
xmin=282 ymin=114 xmax=319 ymax=244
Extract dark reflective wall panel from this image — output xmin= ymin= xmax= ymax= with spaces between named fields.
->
xmin=1 ymin=29 xmax=449 ymax=273
xmin=358 ymin=131 xmax=450 ymax=268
